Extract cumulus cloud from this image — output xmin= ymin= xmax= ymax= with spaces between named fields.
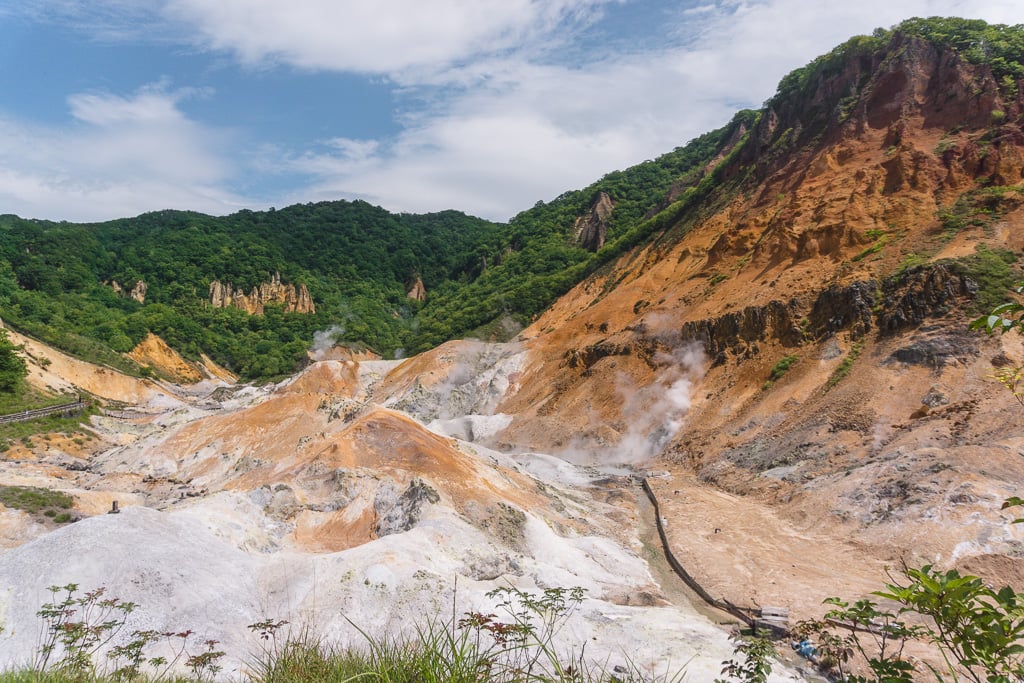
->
xmin=275 ymin=0 xmax=1024 ymax=219
xmin=162 ymin=0 xmax=616 ymax=74
xmin=4 ymin=1 xmax=1024 ymax=221
xmin=0 ymin=83 xmax=243 ymax=221
xmin=281 ymin=52 xmax=744 ymax=217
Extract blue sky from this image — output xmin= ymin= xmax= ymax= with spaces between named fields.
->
xmin=1 ymin=1 xmax=1023 ymax=223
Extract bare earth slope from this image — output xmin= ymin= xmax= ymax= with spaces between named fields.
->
xmin=3 ymin=29 xmax=1024 ymax=683
xmin=485 ymin=32 xmax=1024 ymax=622
xmin=0 ymin=352 xmax=805 ymax=681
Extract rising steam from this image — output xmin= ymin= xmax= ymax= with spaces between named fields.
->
xmin=309 ymin=325 xmax=345 ymax=361
xmin=564 ymin=342 xmax=707 ymax=466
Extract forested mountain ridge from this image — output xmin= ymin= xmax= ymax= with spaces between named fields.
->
xmin=1 ymin=16 xmax=1023 ymax=381
xmin=2 ymin=17 xmax=1024 ymax=679
xmin=0 ymin=117 xmax=742 ymax=379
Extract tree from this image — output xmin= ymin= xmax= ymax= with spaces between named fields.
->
xmin=0 ymin=328 xmax=27 ymax=393
xmin=972 ymin=284 xmax=1024 ymax=406
xmin=797 ymin=565 xmax=1024 ymax=682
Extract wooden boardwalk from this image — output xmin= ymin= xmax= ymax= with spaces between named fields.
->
xmin=0 ymin=400 xmax=89 ymax=425
xmin=642 ymin=477 xmax=794 ymax=636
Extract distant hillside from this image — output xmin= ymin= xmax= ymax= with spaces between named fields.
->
xmin=1 ymin=17 xmax=1023 ymax=380
xmin=0 ymin=122 xmax=739 ymax=379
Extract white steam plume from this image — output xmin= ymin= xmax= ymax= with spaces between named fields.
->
xmin=564 ymin=341 xmax=707 ymax=466
xmin=310 ymin=325 xmax=345 ymax=361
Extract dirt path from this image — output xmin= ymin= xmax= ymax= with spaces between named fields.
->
xmin=635 ymin=483 xmax=743 ymax=626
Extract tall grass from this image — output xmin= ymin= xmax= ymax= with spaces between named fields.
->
xmin=2 ymin=585 xmax=690 ymax=683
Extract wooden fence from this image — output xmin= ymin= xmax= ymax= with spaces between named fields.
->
xmin=641 ymin=478 xmax=762 ymax=629
xmin=0 ymin=400 xmax=89 ymax=425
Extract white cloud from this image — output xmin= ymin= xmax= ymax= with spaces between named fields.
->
xmin=284 ymin=53 xmax=743 ymax=218
xmin=276 ymin=0 xmax=1024 ymax=220
xmin=0 ymin=84 xmax=243 ymax=221
xmin=6 ymin=0 xmax=1024 ymax=223
xmin=162 ymin=0 xmax=615 ymax=74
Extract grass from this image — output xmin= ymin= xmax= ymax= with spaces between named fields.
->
xmin=0 ymin=486 xmax=75 ymax=524
xmin=0 ymin=584 xmax=693 ymax=683
xmin=935 ymin=184 xmax=1024 ymax=242
xmin=827 ymin=341 xmax=864 ymax=390
xmin=0 ymin=486 xmax=73 ymax=514
xmin=0 ymin=386 xmax=75 ymax=416
xmin=763 ymin=354 xmax=799 ymax=390
xmin=851 ymin=235 xmax=888 ymax=262
xmin=0 ymin=412 xmax=97 ymax=451
xmin=955 ymin=245 xmax=1020 ymax=314
xmin=708 ymin=272 xmax=729 ymax=286
xmin=894 ymin=252 xmax=929 ymax=277
xmin=0 ymin=384 xmax=95 ymax=452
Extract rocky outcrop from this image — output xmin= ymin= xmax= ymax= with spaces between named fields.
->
xmin=680 ymin=300 xmax=803 ymax=363
xmin=876 ymin=264 xmax=978 ymax=334
xmin=672 ymin=265 xmax=977 ymax=365
xmin=807 ymin=281 xmax=877 ymax=340
xmin=887 ymin=327 xmax=980 ymax=368
xmin=564 ymin=337 xmax=660 ymax=372
xmin=574 ymin=191 xmax=614 ymax=252
xmin=208 ymin=273 xmax=315 ymax=315
xmin=129 ymin=281 xmax=147 ymax=304
xmin=406 ymin=275 xmax=426 ymax=302
xmin=108 ymin=280 xmax=147 ymax=304
xmin=373 ymin=478 xmax=440 ymax=537
xmin=741 ymin=32 xmax=1010 ymax=180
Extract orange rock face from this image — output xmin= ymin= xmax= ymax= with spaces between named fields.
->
xmin=127 ymin=333 xmax=202 ymax=383
xmin=486 ymin=33 xmax=1024 ymax=606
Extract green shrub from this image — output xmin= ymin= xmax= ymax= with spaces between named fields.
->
xmin=0 ymin=486 xmax=73 ymax=515
xmin=763 ymin=355 xmax=800 ymax=390
xmin=851 ymin=237 xmax=887 ymax=262
xmin=827 ymin=341 xmax=863 ymax=389
xmin=709 ymin=273 xmax=729 ymax=286
xmin=797 ymin=565 xmax=1024 ymax=682
xmin=957 ymin=245 xmax=1019 ymax=314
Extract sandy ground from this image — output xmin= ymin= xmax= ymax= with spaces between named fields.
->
xmin=0 ymin=354 xmax=811 ymax=681
xmin=648 ymin=475 xmax=889 ymax=625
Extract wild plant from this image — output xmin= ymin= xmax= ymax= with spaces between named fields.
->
xmin=247 ymin=584 xmax=685 ymax=682
xmin=35 ymin=583 xmax=136 ymax=677
xmin=478 ymin=585 xmax=586 ymax=680
xmin=32 ymin=584 xmax=224 ymax=682
xmin=794 ymin=565 xmax=1024 ymax=682
xmin=185 ymin=639 xmax=226 ymax=681
xmin=714 ymin=635 xmax=775 ymax=683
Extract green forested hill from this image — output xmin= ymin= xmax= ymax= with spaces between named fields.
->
xmin=0 ymin=203 xmax=502 ymax=377
xmin=0 ymin=114 xmax=741 ymax=379
xmin=2 ymin=16 xmax=1019 ymax=381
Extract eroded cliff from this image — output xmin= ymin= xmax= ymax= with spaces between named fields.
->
xmin=209 ymin=272 xmax=315 ymax=315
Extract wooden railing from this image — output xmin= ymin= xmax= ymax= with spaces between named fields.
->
xmin=641 ymin=478 xmax=759 ymax=629
xmin=0 ymin=400 xmax=89 ymax=425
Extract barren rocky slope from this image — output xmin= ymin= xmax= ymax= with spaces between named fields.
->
xmin=0 ymin=338 xmax=809 ymax=680
xmin=1 ymin=24 xmax=1024 ymax=682
xmin=487 ymin=30 xmax=1024 ymax=618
